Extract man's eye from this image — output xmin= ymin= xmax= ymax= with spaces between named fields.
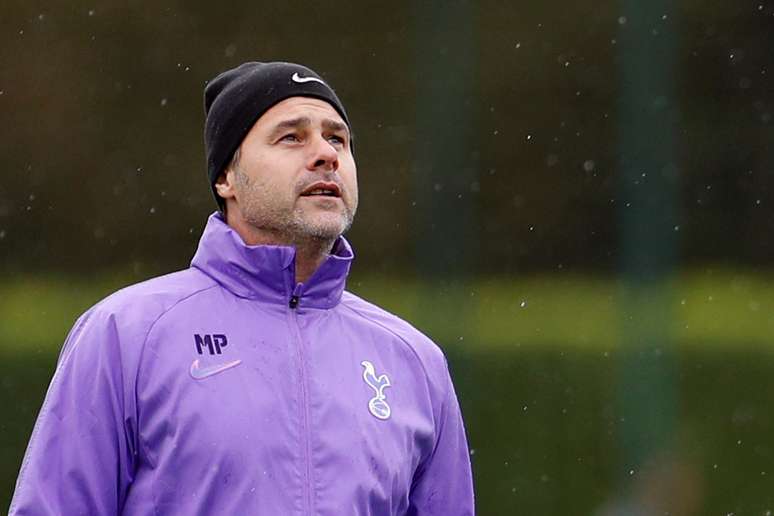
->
xmin=327 ymin=135 xmax=345 ymax=146
xmin=280 ymin=134 xmax=300 ymax=143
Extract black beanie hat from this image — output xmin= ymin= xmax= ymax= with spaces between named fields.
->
xmin=204 ymin=61 xmax=351 ymax=209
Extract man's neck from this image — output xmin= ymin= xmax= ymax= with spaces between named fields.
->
xmin=292 ymin=238 xmax=335 ymax=284
xmin=224 ymin=211 xmax=335 ymax=284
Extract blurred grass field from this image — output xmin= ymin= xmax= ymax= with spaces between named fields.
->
xmin=3 ymin=269 xmax=774 ymax=354
xmin=3 ymin=271 xmax=774 ymax=513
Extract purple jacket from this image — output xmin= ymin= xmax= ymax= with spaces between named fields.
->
xmin=10 ymin=213 xmax=474 ymax=515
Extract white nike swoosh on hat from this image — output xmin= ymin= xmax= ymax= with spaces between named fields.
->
xmin=291 ymin=72 xmax=326 ymax=86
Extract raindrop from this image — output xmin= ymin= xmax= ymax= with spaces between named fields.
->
xmin=88 ymin=9 xmax=95 ymax=16
xmin=618 ymin=16 xmax=627 ymax=25
xmin=628 ymin=469 xmax=635 ymax=475
xmin=160 ymin=98 xmax=168 ymax=107
xmin=520 ymin=300 xmax=527 ymax=308
xmin=662 ymin=13 xmax=668 ymax=20
xmin=673 ymin=225 xmax=680 ymax=231
xmin=0 ymin=230 xmax=6 ymax=239
xmin=526 ymin=134 xmax=532 ymax=140
xmin=149 ymin=207 xmax=156 ymax=214
xmin=515 ymin=42 xmax=521 ymax=49
xmin=583 ymin=160 xmax=595 ymax=172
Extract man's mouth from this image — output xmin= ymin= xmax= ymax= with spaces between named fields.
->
xmin=300 ymin=182 xmax=342 ymax=198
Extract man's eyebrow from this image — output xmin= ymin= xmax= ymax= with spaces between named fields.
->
xmin=322 ymin=119 xmax=349 ymax=135
xmin=269 ymin=116 xmax=311 ymax=137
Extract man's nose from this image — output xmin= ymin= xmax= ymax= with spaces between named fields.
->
xmin=307 ymin=134 xmax=339 ymax=171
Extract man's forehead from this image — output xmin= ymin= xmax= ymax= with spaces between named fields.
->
xmin=260 ymin=97 xmax=346 ymax=126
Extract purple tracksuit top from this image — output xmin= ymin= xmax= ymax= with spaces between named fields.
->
xmin=10 ymin=212 xmax=475 ymax=515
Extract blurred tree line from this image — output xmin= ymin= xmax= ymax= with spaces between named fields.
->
xmin=1 ymin=0 xmax=773 ymax=276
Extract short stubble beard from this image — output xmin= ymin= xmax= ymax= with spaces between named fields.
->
xmin=233 ymin=165 xmax=356 ymax=252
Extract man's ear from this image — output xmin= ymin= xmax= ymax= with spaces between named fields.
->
xmin=214 ymin=170 xmax=236 ymax=201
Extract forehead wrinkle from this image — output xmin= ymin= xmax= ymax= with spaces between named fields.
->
xmin=268 ymin=116 xmax=311 ymax=137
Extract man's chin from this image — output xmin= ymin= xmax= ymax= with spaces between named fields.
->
xmin=294 ymin=217 xmax=351 ymax=242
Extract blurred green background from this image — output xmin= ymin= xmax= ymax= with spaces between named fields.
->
xmin=3 ymin=1 xmax=774 ymax=514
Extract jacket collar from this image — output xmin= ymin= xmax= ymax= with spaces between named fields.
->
xmin=190 ymin=212 xmax=354 ymax=309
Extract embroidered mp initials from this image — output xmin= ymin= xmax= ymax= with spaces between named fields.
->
xmin=194 ymin=334 xmax=228 ymax=355
xmin=361 ymin=361 xmax=391 ymax=420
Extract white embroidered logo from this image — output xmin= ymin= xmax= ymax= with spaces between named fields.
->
xmin=361 ymin=360 xmax=391 ymax=420
xmin=190 ymin=359 xmax=242 ymax=380
xmin=291 ymin=72 xmax=326 ymax=86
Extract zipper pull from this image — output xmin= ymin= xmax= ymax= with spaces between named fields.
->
xmin=289 ymin=283 xmax=303 ymax=309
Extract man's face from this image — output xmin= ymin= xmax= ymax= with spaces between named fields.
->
xmin=222 ymin=96 xmax=358 ymax=245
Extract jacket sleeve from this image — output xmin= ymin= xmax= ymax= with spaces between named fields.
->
xmin=9 ymin=308 xmax=137 ymax=516
xmin=408 ymin=362 xmax=475 ymax=516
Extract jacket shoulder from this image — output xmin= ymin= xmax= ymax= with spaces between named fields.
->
xmin=340 ymin=290 xmax=449 ymax=374
xmin=96 ymin=268 xmax=217 ymax=316
xmin=70 ymin=268 xmax=218 ymax=353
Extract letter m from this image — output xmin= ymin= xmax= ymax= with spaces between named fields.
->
xmin=194 ymin=334 xmax=214 ymax=355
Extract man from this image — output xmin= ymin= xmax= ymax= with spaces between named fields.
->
xmin=10 ymin=62 xmax=474 ymax=515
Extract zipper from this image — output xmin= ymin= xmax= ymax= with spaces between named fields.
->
xmin=289 ymin=283 xmax=302 ymax=309
xmin=287 ymin=282 xmax=314 ymax=514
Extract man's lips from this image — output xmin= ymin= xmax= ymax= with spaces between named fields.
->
xmin=299 ymin=181 xmax=342 ymax=198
